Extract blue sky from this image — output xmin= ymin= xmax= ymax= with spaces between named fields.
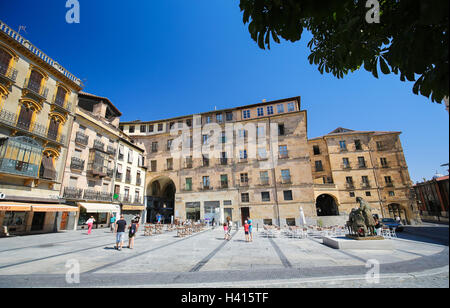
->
xmin=1 ymin=0 xmax=448 ymax=182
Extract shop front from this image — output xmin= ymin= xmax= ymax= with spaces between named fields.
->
xmin=77 ymin=202 xmax=120 ymax=230
xmin=1 ymin=202 xmax=79 ymax=235
xmin=122 ymin=204 xmax=145 ymax=224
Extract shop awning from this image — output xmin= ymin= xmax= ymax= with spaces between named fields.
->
xmin=0 ymin=202 xmax=32 ymax=212
xmin=32 ymin=204 xmax=79 ymax=212
xmin=78 ymin=202 xmax=120 ymax=213
xmin=122 ymin=205 xmax=145 ymax=211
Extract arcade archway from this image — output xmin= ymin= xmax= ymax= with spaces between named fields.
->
xmin=146 ymin=177 xmax=176 ymax=224
xmin=316 ymin=194 xmax=339 ymax=216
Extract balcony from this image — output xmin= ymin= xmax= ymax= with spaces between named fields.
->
xmin=238 ymin=180 xmax=250 ymax=187
xmin=70 ymin=157 xmax=85 ymax=171
xmin=361 ymin=182 xmax=371 ymax=189
xmin=75 ymin=132 xmax=89 ymax=146
xmin=0 ymin=136 xmax=42 ymax=179
xmin=52 ymin=95 xmax=72 ymax=113
xmin=0 ymin=63 xmax=18 ymax=86
xmin=220 ymin=158 xmax=228 ymax=165
xmin=184 ymin=161 xmax=193 ymax=169
xmin=220 ymin=181 xmax=229 ymax=189
xmin=23 ymin=78 xmax=48 ymax=102
xmin=106 ymin=145 xmax=116 ymax=156
xmin=115 ymin=172 xmax=122 ymax=181
xmin=87 ymin=162 xmax=107 ymax=178
xmin=121 ymin=195 xmax=132 ymax=203
xmin=93 ymin=140 xmax=105 ymax=152
xmin=165 ymin=163 xmax=174 ymax=171
xmin=106 ymin=168 xmax=114 ymax=178
xmin=63 ymin=187 xmax=83 ymax=199
xmin=132 ymin=196 xmax=144 ymax=205
xmin=341 ymin=164 xmax=352 ymax=170
xmin=345 ymin=183 xmax=355 ymax=189
xmin=200 ymin=182 xmax=212 ymax=190
xmin=0 ymin=109 xmax=66 ymax=146
xmin=279 ymin=153 xmax=289 ymax=159
xmin=84 ymin=189 xmax=113 ymax=202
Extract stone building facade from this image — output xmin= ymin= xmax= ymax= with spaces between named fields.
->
xmin=309 ymin=127 xmax=421 ymax=225
xmin=121 ymin=97 xmax=316 ymax=227
xmin=0 ymin=20 xmax=82 ymax=234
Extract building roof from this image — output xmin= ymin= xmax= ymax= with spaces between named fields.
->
xmin=79 ymin=91 xmax=122 ymax=117
xmin=120 ymin=96 xmax=301 ymax=125
xmin=309 ymin=127 xmax=401 ymax=140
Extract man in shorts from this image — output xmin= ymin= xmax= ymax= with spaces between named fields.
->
xmin=115 ymin=215 xmax=127 ymax=251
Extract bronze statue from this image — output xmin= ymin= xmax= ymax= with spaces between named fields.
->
xmin=346 ymin=197 xmax=377 ymax=237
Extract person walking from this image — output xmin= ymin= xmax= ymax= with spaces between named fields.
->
xmin=244 ymin=220 xmax=250 ymax=242
xmin=156 ymin=213 xmax=162 ymax=225
xmin=223 ymin=222 xmax=229 ymax=240
xmin=247 ymin=217 xmax=253 ymax=242
xmin=128 ymin=219 xmax=138 ymax=249
xmin=110 ymin=215 xmax=116 ymax=232
xmin=86 ymin=216 xmax=95 ymax=235
xmin=115 ymin=215 xmax=127 ymax=251
xmin=226 ymin=217 xmax=232 ymax=240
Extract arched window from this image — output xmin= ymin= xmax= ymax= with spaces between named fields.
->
xmin=47 ymin=118 xmax=60 ymax=141
xmin=54 ymin=86 xmax=67 ymax=107
xmin=27 ymin=70 xmax=44 ymax=94
xmin=17 ymin=105 xmax=34 ymax=131
xmin=0 ymin=48 xmax=12 ymax=76
xmin=40 ymin=152 xmax=57 ymax=181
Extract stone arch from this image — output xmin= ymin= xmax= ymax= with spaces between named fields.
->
xmin=146 ymin=176 xmax=177 ymax=223
xmin=316 ymin=194 xmax=340 ymax=216
xmin=387 ymin=203 xmax=408 ymax=224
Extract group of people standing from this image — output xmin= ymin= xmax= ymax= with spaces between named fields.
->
xmin=223 ymin=217 xmax=253 ymax=242
xmin=85 ymin=214 xmax=140 ymax=251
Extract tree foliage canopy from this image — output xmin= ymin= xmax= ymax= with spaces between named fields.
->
xmin=239 ymin=0 xmax=449 ymax=103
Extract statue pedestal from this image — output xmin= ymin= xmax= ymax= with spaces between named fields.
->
xmin=323 ymin=236 xmax=394 ymax=250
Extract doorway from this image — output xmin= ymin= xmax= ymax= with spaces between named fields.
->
xmin=240 ymin=207 xmax=250 ymax=226
xmin=31 ymin=212 xmax=45 ymax=231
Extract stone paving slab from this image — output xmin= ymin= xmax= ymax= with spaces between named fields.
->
xmin=0 ymin=227 xmax=448 ymax=287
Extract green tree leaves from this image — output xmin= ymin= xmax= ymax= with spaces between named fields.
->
xmin=239 ymin=0 xmax=449 ymax=104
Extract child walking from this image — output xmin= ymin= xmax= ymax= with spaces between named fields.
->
xmin=244 ymin=220 xmax=250 ymax=242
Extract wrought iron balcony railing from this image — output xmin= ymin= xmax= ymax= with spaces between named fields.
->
xmin=93 ymin=139 xmax=105 ymax=151
xmin=23 ymin=78 xmax=48 ymax=100
xmin=0 ymin=63 xmax=18 ymax=82
xmin=70 ymin=157 xmax=85 ymax=170
xmin=83 ymin=189 xmax=112 ymax=202
xmin=63 ymin=187 xmax=83 ymax=199
xmin=75 ymin=132 xmax=89 ymax=146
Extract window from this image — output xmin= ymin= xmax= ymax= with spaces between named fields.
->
xmin=202 ymin=176 xmax=210 ymax=188
xmin=365 ymin=191 xmax=371 ymax=196
xmin=343 ymin=157 xmax=350 ymax=168
xmin=226 ymin=112 xmax=233 ymax=121
xmin=166 ymin=158 xmax=173 ymax=170
xmin=279 ymin=145 xmax=288 ymax=158
xmin=151 ymin=142 xmax=158 ymax=153
xmin=257 ymin=126 xmax=265 ymax=138
xmin=158 ymin=123 xmax=163 ymax=131
xmin=358 ymin=157 xmax=366 ymax=168
xmin=339 ymin=140 xmax=347 ymax=150
xmin=151 ymin=160 xmax=157 ymax=172
xmin=284 ymin=190 xmax=293 ymax=201
xmin=238 ymin=129 xmax=247 ymax=138
xmin=287 ymin=102 xmax=295 ymax=112
xmin=220 ymin=174 xmax=228 ymax=188
xmin=261 ymin=192 xmax=270 ymax=202
xmin=380 ymin=157 xmax=388 ymax=168
xmin=54 ymin=86 xmax=67 ymax=107
xmin=388 ymin=191 xmax=395 ymax=196
xmin=202 ymin=134 xmax=209 ymax=145
xmin=385 ymin=176 xmax=393 ymax=186
xmin=362 ymin=176 xmax=369 ymax=184
xmin=185 ymin=178 xmax=192 ymax=191
xmin=263 ymin=219 xmax=273 ymax=225
xmin=169 ymin=122 xmax=175 ymax=130
xmin=88 ymin=180 xmax=96 ymax=188
xmin=376 ymin=141 xmax=383 ymax=150
xmin=241 ymin=193 xmax=249 ymax=203
xmin=129 ymin=126 xmax=135 ymax=133
xmin=281 ymin=169 xmax=291 ymax=183
xmin=313 ymin=145 xmax=320 ymax=155
xmin=149 ymin=124 xmax=154 ymax=132
xmin=257 ymin=107 xmax=264 ymax=117
xmin=277 ymin=104 xmax=284 ymax=113
xmin=239 ymin=150 xmax=247 ymax=160
xmin=240 ymin=173 xmax=248 ymax=184
xmin=127 ymin=150 xmax=134 ymax=163
xmin=205 ymin=115 xmax=212 ymax=124
xmin=220 ymin=131 xmax=226 ymax=143
xmin=220 ymin=152 xmax=227 ymax=165
xmin=167 ymin=139 xmax=173 ymax=151
xmin=278 ymin=124 xmax=285 ymax=136
xmin=349 ymin=192 xmax=355 ymax=197
xmin=223 ymin=200 xmax=232 ymax=206
xmin=47 ymin=118 xmax=60 ymax=141
xmin=216 ymin=113 xmax=223 ymax=123
xmin=186 ymin=119 xmax=192 ymax=127
xmin=27 ymin=69 xmax=44 ymax=93
xmin=355 ymin=139 xmax=362 ymax=150
xmin=140 ymin=125 xmax=146 ymax=133
xmin=267 ymin=106 xmax=274 ymax=115
xmin=202 ymin=154 xmax=209 ymax=167
xmin=17 ymin=105 xmax=33 ymax=130
xmin=258 ymin=147 xmax=267 ymax=160
xmin=260 ymin=171 xmax=269 ymax=184
xmin=242 ymin=110 xmax=251 ymax=119
xmin=315 ymin=160 xmax=323 ymax=172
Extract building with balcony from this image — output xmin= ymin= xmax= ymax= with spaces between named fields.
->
xmin=120 ymin=97 xmax=315 ymax=226
xmin=0 ymin=20 xmax=82 ymax=235
xmin=308 ymin=127 xmax=421 ymax=225
xmin=414 ymin=174 xmax=449 ymax=223
xmin=60 ymin=92 xmax=146 ymax=229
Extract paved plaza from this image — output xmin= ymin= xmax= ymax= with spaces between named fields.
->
xmin=0 ymin=224 xmax=448 ymax=288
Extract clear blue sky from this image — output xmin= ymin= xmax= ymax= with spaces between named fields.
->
xmin=1 ymin=0 xmax=448 ymax=182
